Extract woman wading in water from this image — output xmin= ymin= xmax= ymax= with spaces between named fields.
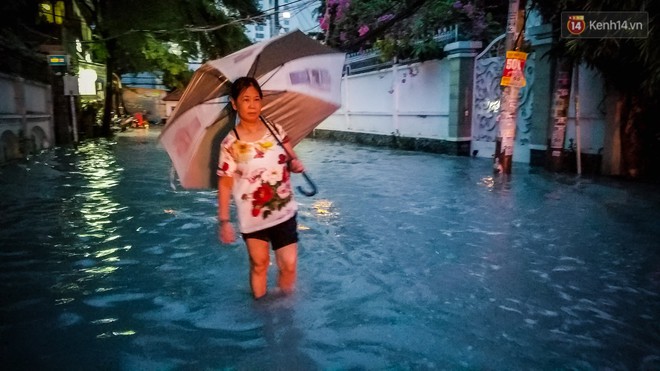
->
xmin=216 ymin=77 xmax=305 ymax=299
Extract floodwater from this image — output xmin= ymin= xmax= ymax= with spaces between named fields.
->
xmin=1 ymin=128 xmax=659 ymax=370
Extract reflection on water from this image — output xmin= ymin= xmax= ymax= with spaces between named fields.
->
xmin=480 ymin=175 xmax=495 ymax=190
xmin=1 ymin=131 xmax=659 ymax=370
xmin=51 ymin=140 xmax=133 ymax=302
xmin=311 ymin=199 xmax=337 ymax=218
xmin=72 ymin=141 xmax=124 ymax=239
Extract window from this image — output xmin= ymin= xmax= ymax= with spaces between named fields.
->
xmin=39 ymin=1 xmax=65 ymax=24
xmin=39 ymin=2 xmax=53 ymax=23
xmin=54 ymin=1 xmax=64 ymax=24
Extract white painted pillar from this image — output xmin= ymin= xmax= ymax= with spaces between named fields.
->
xmin=392 ymin=60 xmax=399 ymax=134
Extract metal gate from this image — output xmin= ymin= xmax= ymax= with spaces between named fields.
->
xmin=471 ymin=34 xmax=535 ymax=162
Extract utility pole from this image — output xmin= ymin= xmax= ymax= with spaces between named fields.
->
xmin=494 ymin=0 xmax=527 ymax=174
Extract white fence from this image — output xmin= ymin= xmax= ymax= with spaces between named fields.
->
xmin=319 ymin=59 xmax=452 ymax=141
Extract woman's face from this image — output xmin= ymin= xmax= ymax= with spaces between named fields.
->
xmin=231 ymin=86 xmax=262 ymax=124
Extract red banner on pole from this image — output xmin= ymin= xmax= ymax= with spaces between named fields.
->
xmin=500 ymin=51 xmax=528 ymax=88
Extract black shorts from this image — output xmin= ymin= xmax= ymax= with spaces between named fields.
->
xmin=242 ymin=214 xmax=298 ymax=250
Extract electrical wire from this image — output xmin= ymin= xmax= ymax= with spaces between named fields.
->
xmin=39 ymin=0 xmax=322 ymax=44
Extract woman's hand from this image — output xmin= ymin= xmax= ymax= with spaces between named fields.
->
xmin=218 ymin=221 xmax=236 ymax=244
xmin=289 ymin=158 xmax=305 ymax=173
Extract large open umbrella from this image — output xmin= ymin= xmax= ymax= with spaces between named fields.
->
xmin=159 ymin=30 xmax=345 ymax=193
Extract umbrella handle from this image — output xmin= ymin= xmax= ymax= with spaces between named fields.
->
xmin=296 ymin=172 xmax=317 ymax=197
xmin=259 ymin=115 xmax=317 ymax=197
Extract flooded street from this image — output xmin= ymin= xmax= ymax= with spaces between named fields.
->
xmin=1 ymin=128 xmax=659 ymax=370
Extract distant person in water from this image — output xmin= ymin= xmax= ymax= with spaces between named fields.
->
xmin=216 ymin=77 xmax=305 ymax=299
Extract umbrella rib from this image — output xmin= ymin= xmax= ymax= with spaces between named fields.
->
xmin=259 ymin=64 xmax=284 ymax=88
xmin=248 ymin=55 xmax=261 ymax=78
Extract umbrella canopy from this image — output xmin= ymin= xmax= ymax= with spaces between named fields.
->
xmin=159 ymin=30 xmax=345 ymax=189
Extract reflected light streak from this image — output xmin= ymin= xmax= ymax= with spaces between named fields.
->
xmin=94 ymin=287 xmax=115 ymax=293
xmin=480 ymin=176 xmax=495 ymax=191
xmin=312 ymin=199 xmax=338 ymax=218
xmin=90 ymin=318 xmax=118 ymax=324
xmin=94 ymin=246 xmax=131 ymax=258
xmin=96 ymin=330 xmax=136 ymax=339
xmin=63 ymin=141 xmax=128 ymax=289
xmin=82 ymin=266 xmax=119 ymax=275
xmin=75 ymin=142 xmax=123 ymax=238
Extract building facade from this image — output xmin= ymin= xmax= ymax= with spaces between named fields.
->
xmin=244 ymin=0 xmax=321 ymax=43
xmin=0 ymin=0 xmax=106 ymax=164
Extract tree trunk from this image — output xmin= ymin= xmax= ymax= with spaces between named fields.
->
xmin=545 ymin=57 xmax=573 ymax=172
xmin=620 ymin=94 xmax=643 ymax=178
xmin=101 ymin=38 xmax=117 ymax=137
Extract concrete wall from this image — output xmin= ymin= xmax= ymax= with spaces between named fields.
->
xmin=320 ymin=59 xmax=450 ymax=138
xmin=0 ymin=72 xmax=54 ymax=164
xmin=317 ymin=42 xmax=481 ymax=155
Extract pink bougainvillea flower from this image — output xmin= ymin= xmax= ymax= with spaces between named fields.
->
xmin=358 ymin=25 xmax=369 ymax=36
xmin=324 ymin=0 xmax=350 ymax=20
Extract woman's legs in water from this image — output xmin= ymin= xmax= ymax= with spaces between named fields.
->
xmin=245 ymin=239 xmax=297 ymax=299
xmin=246 ymin=238 xmax=270 ymax=299
xmin=274 ymin=243 xmax=297 ymax=294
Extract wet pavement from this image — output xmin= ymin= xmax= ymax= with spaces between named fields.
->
xmin=1 ymin=127 xmax=659 ymax=370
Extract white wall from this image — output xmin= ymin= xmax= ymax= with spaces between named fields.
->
xmin=321 ymin=56 xmax=607 ymax=165
xmin=0 ymin=72 xmax=54 ymax=162
xmin=319 ymin=59 xmax=452 ymax=140
xmin=565 ymin=65 xmax=606 ymax=155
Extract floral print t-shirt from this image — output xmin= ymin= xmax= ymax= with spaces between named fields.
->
xmin=217 ymin=123 xmax=297 ymax=234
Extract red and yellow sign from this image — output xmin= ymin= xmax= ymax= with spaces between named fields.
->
xmin=47 ymin=55 xmax=67 ymax=66
xmin=566 ymin=15 xmax=586 ymax=35
xmin=500 ymin=51 xmax=528 ymax=88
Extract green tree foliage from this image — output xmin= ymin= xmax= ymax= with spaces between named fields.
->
xmin=531 ymin=0 xmax=659 ymax=105
xmin=318 ymin=0 xmax=508 ymax=61
xmin=531 ymin=0 xmax=660 ymax=179
xmin=73 ymin=0 xmax=261 ymax=135
xmin=79 ymin=0 xmax=260 ymax=87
